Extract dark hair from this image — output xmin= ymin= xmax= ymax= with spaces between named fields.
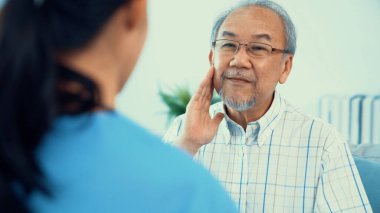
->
xmin=0 ymin=0 xmax=131 ymax=211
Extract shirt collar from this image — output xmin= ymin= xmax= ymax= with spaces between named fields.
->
xmin=211 ymin=102 xmax=232 ymax=145
xmin=212 ymin=91 xmax=285 ymax=146
xmin=255 ymin=91 xmax=284 ymax=146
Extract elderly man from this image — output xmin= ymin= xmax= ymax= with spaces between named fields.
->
xmin=164 ymin=0 xmax=372 ymax=212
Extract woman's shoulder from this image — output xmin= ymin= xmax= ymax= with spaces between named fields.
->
xmin=32 ymin=111 xmax=236 ymax=212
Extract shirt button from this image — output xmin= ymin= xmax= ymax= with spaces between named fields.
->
xmin=245 ymin=137 xmax=254 ymax=145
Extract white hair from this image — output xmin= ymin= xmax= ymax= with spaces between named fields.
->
xmin=210 ymin=0 xmax=297 ymax=55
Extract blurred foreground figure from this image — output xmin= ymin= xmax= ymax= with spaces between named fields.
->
xmin=0 ymin=0 xmax=237 ymax=212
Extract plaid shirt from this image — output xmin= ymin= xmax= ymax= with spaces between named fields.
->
xmin=164 ymin=92 xmax=372 ymax=213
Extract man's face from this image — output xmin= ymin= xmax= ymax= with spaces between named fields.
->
xmin=211 ymin=6 xmax=293 ymax=112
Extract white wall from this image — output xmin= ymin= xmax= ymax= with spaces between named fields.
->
xmin=116 ymin=0 xmax=380 ymax=135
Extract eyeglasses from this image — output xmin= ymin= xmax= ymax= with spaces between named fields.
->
xmin=212 ymin=39 xmax=291 ymax=58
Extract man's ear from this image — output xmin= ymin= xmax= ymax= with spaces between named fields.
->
xmin=279 ymin=55 xmax=293 ymax=84
xmin=208 ymin=50 xmax=214 ymax=66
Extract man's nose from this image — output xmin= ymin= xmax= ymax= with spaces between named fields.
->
xmin=229 ymin=45 xmax=252 ymax=68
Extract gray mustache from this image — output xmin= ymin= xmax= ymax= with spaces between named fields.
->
xmin=222 ymin=69 xmax=255 ymax=82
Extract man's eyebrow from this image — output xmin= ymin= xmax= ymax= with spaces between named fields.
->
xmin=220 ymin=32 xmax=272 ymax=41
xmin=252 ymin=34 xmax=272 ymax=41
xmin=221 ymin=31 xmax=237 ymax=37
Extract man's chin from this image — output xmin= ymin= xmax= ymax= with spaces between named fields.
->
xmin=225 ymin=101 xmax=255 ymax=112
xmin=220 ymin=95 xmax=256 ymax=112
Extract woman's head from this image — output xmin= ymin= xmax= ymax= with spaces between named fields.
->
xmin=55 ymin=0 xmax=148 ymax=93
xmin=0 ymin=0 xmax=147 ymax=211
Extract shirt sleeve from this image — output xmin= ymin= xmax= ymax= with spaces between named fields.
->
xmin=315 ymin=128 xmax=373 ymax=212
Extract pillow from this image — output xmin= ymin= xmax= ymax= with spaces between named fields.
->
xmin=354 ymin=156 xmax=380 ymax=212
xmin=351 ymin=144 xmax=380 ymax=163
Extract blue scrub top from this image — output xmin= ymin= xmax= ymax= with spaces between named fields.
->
xmin=29 ymin=111 xmax=237 ymax=213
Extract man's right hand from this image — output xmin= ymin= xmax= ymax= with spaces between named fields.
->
xmin=175 ymin=66 xmax=224 ymax=155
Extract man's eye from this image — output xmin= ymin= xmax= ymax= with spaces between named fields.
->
xmin=222 ymin=43 xmax=237 ymax=48
xmin=250 ymin=46 xmax=266 ymax=51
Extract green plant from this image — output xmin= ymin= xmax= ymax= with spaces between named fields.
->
xmin=159 ymin=85 xmax=220 ymax=124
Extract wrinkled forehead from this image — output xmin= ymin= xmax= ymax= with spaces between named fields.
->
xmin=218 ymin=6 xmax=285 ymax=46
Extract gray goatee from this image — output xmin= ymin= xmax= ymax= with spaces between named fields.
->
xmin=219 ymin=90 xmax=256 ymax=112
